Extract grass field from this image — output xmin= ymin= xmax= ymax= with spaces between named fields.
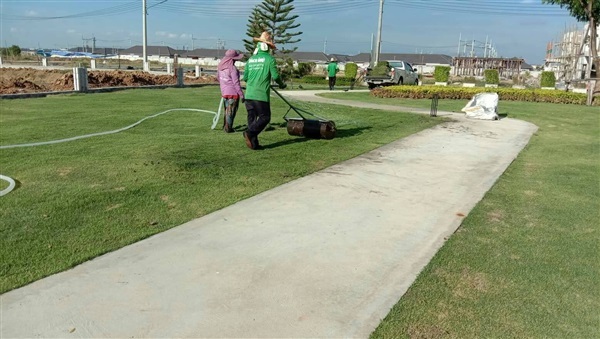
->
xmin=320 ymin=91 xmax=600 ymax=338
xmin=0 ymin=86 xmax=441 ymax=293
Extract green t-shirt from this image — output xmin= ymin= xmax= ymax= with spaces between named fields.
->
xmin=327 ymin=62 xmax=338 ymax=77
xmin=243 ymin=49 xmax=281 ymax=102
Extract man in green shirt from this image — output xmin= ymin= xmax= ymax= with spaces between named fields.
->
xmin=327 ymin=57 xmax=339 ymax=90
xmin=242 ymin=31 xmax=286 ymax=150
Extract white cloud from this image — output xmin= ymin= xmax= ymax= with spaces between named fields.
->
xmin=66 ymin=29 xmax=77 ymax=34
xmin=156 ymin=31 xmax=188 ymax=39
xmin=10 ymin=27 xmax=18 ymax=33
xmin=25 ymin=10 xmax=38 ymax=16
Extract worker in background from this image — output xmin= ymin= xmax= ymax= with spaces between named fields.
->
xmin=242 ymin=31 xmax=286 ymax=150
xmin=217 ymin=49 xmax=245 ymax=133
xmin=327 ymin=57 xmax=339 ymax=90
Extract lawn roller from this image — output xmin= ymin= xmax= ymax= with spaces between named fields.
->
xmin=271 ymin=86 xmax=336 ymax=139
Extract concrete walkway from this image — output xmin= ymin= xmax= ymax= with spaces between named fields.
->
xmin=1 ymin=91 xmax=537 ymax=338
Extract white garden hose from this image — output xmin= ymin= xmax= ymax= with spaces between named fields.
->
xmin=0 ymin=175 xmax=16 ymax=197
xmin=0 ymin=99 xmax=224 ymax=196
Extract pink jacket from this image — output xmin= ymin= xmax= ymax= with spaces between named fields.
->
xmin=217 ymin=64 xmax=244 ymax=99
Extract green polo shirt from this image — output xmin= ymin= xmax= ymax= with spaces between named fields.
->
xmin=243 ymin=49 xmax=281 ymax=102
xmin=327 ymin=62 xmax=338 ymax=77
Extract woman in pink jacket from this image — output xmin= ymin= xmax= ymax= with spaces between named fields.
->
xmin=217 ymin=49 xmax=245 ymax=133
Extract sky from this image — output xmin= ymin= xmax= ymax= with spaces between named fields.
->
xmin=0 ymin=0 xmax=582 ymax=64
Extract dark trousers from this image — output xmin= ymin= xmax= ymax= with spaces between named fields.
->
xmin=329 ymin=76 xmax=337 ymax=90
xmin=245 ymin=99 xmax=271 ymax=143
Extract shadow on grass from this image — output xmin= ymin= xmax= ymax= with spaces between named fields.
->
xmin=262 ymin=126 xmax=372 ymax=149
xmin=335 ymin=126 xmax=372 ymax=138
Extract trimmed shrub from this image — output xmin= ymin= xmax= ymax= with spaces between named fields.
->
xmin=371 ymin=86 xmax=590 ymax=105
xmin=484 ymin=69 xmax=499 ymax=84
xmin=434 ymin=66 xmax=451 ymax=83
xmin=541 ymin=71 xmax=556 ymax=88
xmin=345 ymin=62 xmax=358 ymax=79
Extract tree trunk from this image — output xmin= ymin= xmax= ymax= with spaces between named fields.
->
xmin=586 ymin=2 xmax=599 ymax=105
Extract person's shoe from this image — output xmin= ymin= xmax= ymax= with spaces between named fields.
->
xmin=252 ymin=135 xmax=260 ymax=149
xmin=243 ymin=132 xmax=254 ymax=149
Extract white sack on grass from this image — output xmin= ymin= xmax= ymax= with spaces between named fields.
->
xmin=461 ymin=92 xmax=499 ymax=120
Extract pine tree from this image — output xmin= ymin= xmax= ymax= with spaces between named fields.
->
xmin=243 ymin=6 xmax=266 ymax=55
xmin=245 ymin=0 xmax=302 ymax=55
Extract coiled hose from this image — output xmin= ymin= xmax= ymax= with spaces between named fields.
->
xmin=0 ymin=100 xmax=223 ymax=196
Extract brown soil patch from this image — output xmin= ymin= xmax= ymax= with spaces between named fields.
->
xmin=407 ymin=324 xmax=449 ymax=339
xmin=0 ymin=67 xmax=217 ymax=94
xmin=487 ymin=210 xmax=504 ymax=223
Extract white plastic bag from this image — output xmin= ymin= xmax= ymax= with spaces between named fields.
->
xmin=461 ymin=92 xmax=499 ymax=120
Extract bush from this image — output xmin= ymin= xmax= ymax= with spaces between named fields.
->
xmin=296 ymin=62 xmax=315 ymax=77
xmin=371 ymin=86 xmax=590 ymax=105
xmin=434 ymin=66 xmax=451 ymax=83
xmin=370 ymin=61 xmax=390 ymax=76
xmin=484 ymin=69 xmax=499 ymax=84
xmin=300 ymin=75 xmax=356 ymax=86
xmin=462 ymin=76 xmax=478 ymax=83
xmin=345 ymin=62 xmax=358 ymax=79
xmin=541 ymin=71 xmax=556 ymax=88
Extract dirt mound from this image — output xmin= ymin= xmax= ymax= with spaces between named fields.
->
xmin=88 ymin=71 xmax=176 ymax=87
xmin=0 ymin=68 xmax=218 ymax=94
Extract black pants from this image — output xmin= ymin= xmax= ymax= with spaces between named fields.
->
xmin=245 ymin=99 xmax=271 ymax=144
xmin=329 ymin=76 xmax=337 ymax=90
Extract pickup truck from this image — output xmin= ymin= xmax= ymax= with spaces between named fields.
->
xmin=365 ymin=60 xmax=419 ymax=89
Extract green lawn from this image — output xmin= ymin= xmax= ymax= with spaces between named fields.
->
xmin=0 ymin=87 xmax=440 ymax=293
xmin=321 ymin=91 xmax=600 ymax=338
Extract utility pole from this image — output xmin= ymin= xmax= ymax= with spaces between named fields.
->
xmin=323 ymin=38 xmax=327 ymax=54
xmin=142 ymin=0 xmax=148 ymax=71
xmin=374 ymin=0 xmax=384 ymax=65
xmin=191 ymin=34 xmax=199 ymax=50
xmin=484 ymin=35 xmax=488 ymax=58
xmin=457 ymin=33 xmax=461 ymax=57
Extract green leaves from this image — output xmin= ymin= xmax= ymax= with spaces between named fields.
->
xmin=246 ymin=0 xmax=303 ymax=55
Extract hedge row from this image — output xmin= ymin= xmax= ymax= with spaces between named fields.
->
xmin=300 ymin=75 xmax=357 ymax=86
xmin=372 ymin=86 xmax=590 ymax=105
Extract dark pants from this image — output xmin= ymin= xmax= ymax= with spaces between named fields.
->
xmin=244 ymin=99 xmax=271 ymax=145
xmin=329 ymin=76 xmax=337 ymax=90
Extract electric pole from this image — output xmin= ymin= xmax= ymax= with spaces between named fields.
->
xmin=374 ymin=0 xmax=384 ymax=65
xmin=142 ymin=0 xmax=148 ymax=71
xmin=191 ymin=34 xmax=199 ymax=50
xmin=323 ymin=38 xmax=327 ymax=54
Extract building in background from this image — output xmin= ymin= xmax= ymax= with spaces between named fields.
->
xmin=545 ymin=23 xmax=599 ymax=81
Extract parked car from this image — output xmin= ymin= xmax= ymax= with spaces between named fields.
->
xmin=365 ymin=60 xmax=419 ymax=89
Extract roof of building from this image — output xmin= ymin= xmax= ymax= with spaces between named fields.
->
xmin=279 ymin=51 xmax=330 ymax=63
xmin=120 ymin=45 xmax=177 ymax=56
xmin=68 ymin=47 xmax=124 ymax=55
xmin=178 ymin=48 xmax=229 ymax=59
